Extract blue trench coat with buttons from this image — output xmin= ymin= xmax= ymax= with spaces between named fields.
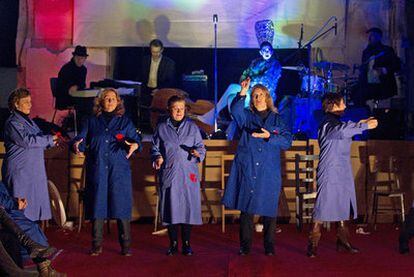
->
xmin=74 ymin=115 xmax=141 ymax=220
xmin=222 ymin=95 xmax=292 ymax=217
xmin=2 ymin=112 xmax=54 ymax=221
xmin=151 ymin=118 xmax=206 ymax=225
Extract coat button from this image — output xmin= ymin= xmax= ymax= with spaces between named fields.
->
xmin=105 ymin=153 xmax=108 ymax=156
xmin=105 ymin=140 xmax=109 ymax=143
xmin=253 ymin=176 xmax=256 ymax=179
xmin=105 ymin=166 xmax=108 ymax=169
xmin=250 ymin=190 xmax=254 ymax=193
xmin=256 ymin=162 xmax=259 ymax=166
xmin=105 ymin=128 xmax=109 ymax=131
xmin=258 ymin=148 xmax=262 ymax=152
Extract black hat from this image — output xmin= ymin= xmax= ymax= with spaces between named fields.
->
xmin=366 ymin=27 xmax=383 ymax=36
xmin=72 ymin=45 xmax=88 ymax=57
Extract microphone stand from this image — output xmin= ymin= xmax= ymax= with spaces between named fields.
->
xmin=213 ymin=14 xmax=218 ymax=133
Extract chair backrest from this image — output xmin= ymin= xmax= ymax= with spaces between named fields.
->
xmin=295 ymin=154 xmax=319 ymax=194
xmin=50 ymin=77 xmax=59 ymax=99
xmin=221 ymin=154 xmax=235 ymax=192
xmin=369 ymin=155 xmax=401 ymax=192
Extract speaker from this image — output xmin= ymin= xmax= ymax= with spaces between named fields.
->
xmin=182 ymin=74 xmax=208 ymax=101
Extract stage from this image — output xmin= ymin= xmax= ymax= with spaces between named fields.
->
xmin=45 ymin=223 xmax=412 ymax=276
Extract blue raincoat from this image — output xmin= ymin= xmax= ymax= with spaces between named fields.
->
xmin=74 ymin=114 xmax=141 ymax=220
xmin=151 ymin=118 xmax=206 ymax=225
xmin=0 ymin=181 xmax=48 ymax=259
xmin=2 ymin=112 xmax=54 ymax=221
xmin=222 ymin=95 xmax=292 ymax=217
xmin=313 ymin=113 xmax=368 ymax=221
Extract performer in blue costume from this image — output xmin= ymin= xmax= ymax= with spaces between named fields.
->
xmin=307 ymin=93 xmax=378 ymax=258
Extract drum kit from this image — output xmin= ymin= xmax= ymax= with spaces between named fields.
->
xmin=282 ymin=61 xmax=357 ymax=101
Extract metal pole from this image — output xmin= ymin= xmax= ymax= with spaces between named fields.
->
xmin=213 ymin=14 xmax=218 ymax=132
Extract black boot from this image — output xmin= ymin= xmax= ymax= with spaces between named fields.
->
xmin=239 ymin=212 xmax=253 ymax=255
xmin=0 ymin=241 xmax=38 ymax=277
xmin=336 ymin=221 xmax=359 ymax=254
xmin=166 ymin=241 xmax=178 ymax=256
xmin=0 ymin=208 xmax=56 ymax=259
xmin=307 ymin=229 xmax=321 ymax=258
xmin=263 ymin=216 xmax=276 ymax=256
xmin=399 ymin=208 xmax=414 ymax=254
xmin=182 ymin=241 xmax=193 ymax=256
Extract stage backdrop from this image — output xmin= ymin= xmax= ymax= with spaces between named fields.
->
xmin=73 ymin=0 xmax=345 ymax=48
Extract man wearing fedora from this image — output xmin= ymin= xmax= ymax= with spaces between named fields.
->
xmin=56 ymin=45 xmax=88 ymax=110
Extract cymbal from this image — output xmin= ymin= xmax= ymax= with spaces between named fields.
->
xmin=313 ymin=61 xmax=350 ymax=71
xmin=282 ymin=66 xmax=308 ymax=71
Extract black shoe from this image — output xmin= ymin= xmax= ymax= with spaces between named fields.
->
xmin=238 ymin=247 xmax=250 ymax=256
xmin=121 ymin=247 xmax=132 ymax=256
xmin=90 ymin=245 xmax=102 ymax=256
xmin=265 ymin=248 xmax=275 ymax=256
xmin=182 ymin=241 xmax=194 ymax=256
xmin=166 ymin=241 xmax=178 ymax=256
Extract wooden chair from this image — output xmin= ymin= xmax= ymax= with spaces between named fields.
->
xmin=220 ymin=154 xmax=239 ymax=233
xmin=295 ymin=154 xmax=318 ymax=231
xmin=370 ymin=156 xmax=405 ymax=230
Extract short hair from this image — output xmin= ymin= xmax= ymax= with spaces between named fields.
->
xmin=93 ymin=88 xmax=125 ymax=116
xmin=322 ymin=93 xmax=344 ymax=112
xmin=367 ymin=27 xmax=383 ymax=37
xmin=149 ymin=39 xmax=164 ymax=49
xmin=167 ymin=95 xmax=186 ymax=109
xmin=249 ymin=84 xmax=277 ymax=113
xmin=8 ymin=88 xmax=30 ymax=111
xmin=260 ymin=41 xmax=273 ymax=50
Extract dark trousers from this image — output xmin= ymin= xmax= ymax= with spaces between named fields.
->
xmin=167 ymin=224 xmax=192 ymax=244
xmin=240 ymin=212 xmax=276 ymax=251
xmin=92 ymin=219 xmax=131 ymax=247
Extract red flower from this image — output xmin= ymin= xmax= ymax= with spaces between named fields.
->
xmin=272 ymin=130 xmax=279 ymax=135
xmin=189 ymin=173 xmax=197 ymax=183
xmin=115 ymin=133 xmax=124 ymax=141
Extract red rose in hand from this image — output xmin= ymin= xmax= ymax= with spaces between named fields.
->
xmin=272 ymin=130 xmax=279 ymax=135
xmin=189 ymin=173 xmax=197 ymax=183
xmin=115 ymin=133 xmax=124 ymax=142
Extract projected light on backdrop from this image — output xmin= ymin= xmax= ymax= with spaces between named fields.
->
xmin=74 ymin=0 xmax=345 ymax=48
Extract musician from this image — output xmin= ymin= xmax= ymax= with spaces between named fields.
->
xmin=222 ymin=80 xmax=292 ymax=256
xmin=140 ymin=39 xmax=176 ymax=93
xmin=357 ymin=27 xmax=400 ymax=106
xmin=307 ymin=93 xmax=378 ymax=258
xmin=56 ymin=45 xmax=88 ymax=110
xmin=199 ymin=42 xmax=282 ymax=138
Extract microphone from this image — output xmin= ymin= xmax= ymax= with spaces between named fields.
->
xmin=334 ymin=18 xmax=337 ymax=36
xmin=213 ymin=14 xmax=218 ymax=23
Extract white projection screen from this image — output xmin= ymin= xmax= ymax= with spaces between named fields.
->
xmin=73 ymin=0 xmax=346 ymax=48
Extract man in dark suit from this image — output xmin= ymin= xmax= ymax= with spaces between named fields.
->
xmin=140 ymin=39 xmax=176 ymax=92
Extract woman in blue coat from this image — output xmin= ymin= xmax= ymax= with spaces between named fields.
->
xmin=73 ymin=88 xmax=141 ymax=256
xmin=2 ymin=88 xmax=58 ymax=222
xmin=152 ymin=95 xmax=206 ymax=256
xmin=222 ymin=79 xmax=292 ymax=256
xmin=307 ymin=93 xmax=378 ymax=257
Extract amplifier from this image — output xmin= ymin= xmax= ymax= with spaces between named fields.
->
xmin=182 ymin=74 xmax=209 ymax=100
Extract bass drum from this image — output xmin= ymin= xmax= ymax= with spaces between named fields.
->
xmin=301 ymin=75 xmax=326 ymax=98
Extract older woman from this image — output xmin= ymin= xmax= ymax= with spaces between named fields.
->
xmin=2 ymin=88 xmax=58 ymax=222
xmin=307 ymin=93 xmax=378 ymax=258
xmin=151 ymin=95 xmax=206 ymax=256
xmin=73 ymin=88 xmax=141 ymax=256
xmin=222 ymin=79 xmax=292 ymax=256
